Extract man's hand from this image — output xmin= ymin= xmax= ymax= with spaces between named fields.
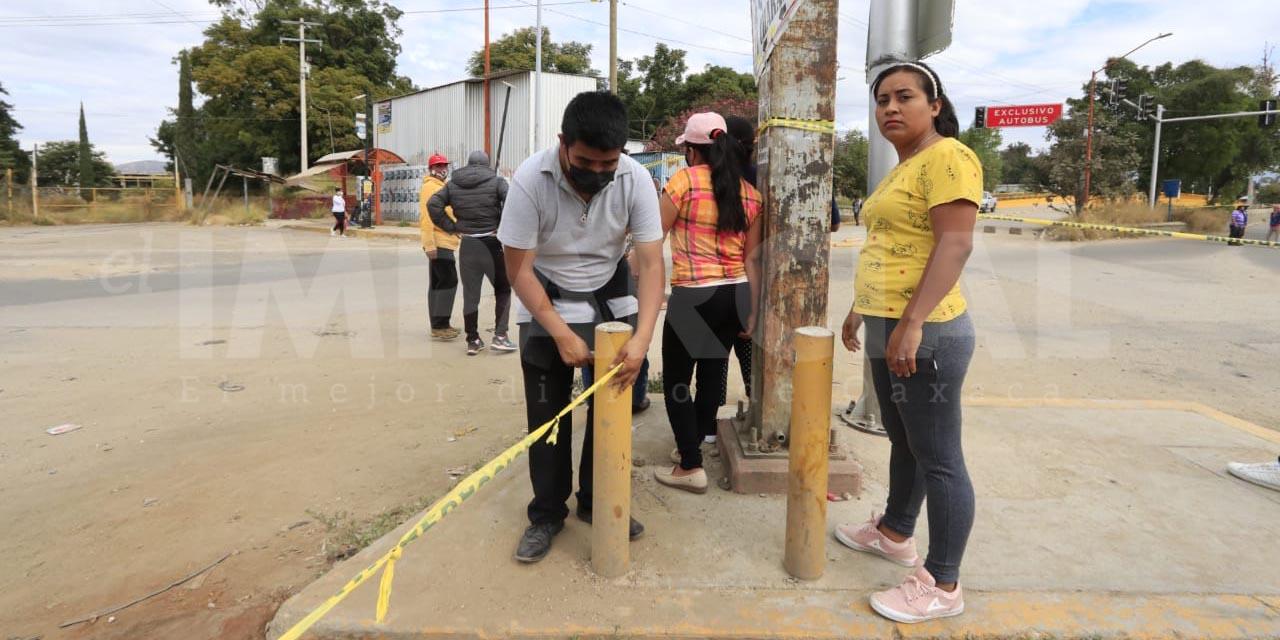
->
xmin=609 ymin=334 xmax=648 ymax=391
xmin=555 ymin=332 xmax=592 ymax=368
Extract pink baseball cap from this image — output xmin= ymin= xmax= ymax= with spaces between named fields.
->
xmin=675 ymin=112 xmax=728 ymax=146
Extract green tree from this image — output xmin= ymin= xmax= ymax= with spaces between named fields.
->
xmin=0 ymin=82 xmax=31 ymax=185
xmin=35 ymin=140 xmax=115 ymax=188
xmin=999 ymin=142 xmax=1036 ymax=187
xmin=466 ymin=27 xmax=596 ymax=77
xmin=620 ymin=44 xmax=689 ymax=140
xmin=175 ymin=50 xmax=199 ymax=178
xmin=833 ymin=129 xmax=869 ymax=199
xmin=78 ymin=104 xmax=95 ymax=196
xmin=153 ymin=0 xmax=413 ymax=180
xmin=957 ymin=126 xmax=1003 ymax=191
xmin=684 ymin=65 xmax=757 ymax=107
xmin=1037 ymin=103 xmax=1141 ymax=211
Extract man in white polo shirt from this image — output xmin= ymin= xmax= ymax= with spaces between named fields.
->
xmin=498 ymin=91 xmax=665 ymax=563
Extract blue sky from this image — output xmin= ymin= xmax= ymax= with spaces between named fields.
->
xmin=2 ymin=0 xmax=1275 ymax=164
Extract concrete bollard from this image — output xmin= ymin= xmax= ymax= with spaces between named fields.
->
xmin=591 ymin=321 xmax=634 ymax=578
xmin=784 ymin=326 xmax=835 ymax=580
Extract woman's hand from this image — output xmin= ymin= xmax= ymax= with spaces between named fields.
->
xmin=740 ymin=312 xmax=757 ymax=339
xmin=886 ymin=321 xmax=923 ymax=377
xmin=841 ymin=308 xmax=863 ymax=352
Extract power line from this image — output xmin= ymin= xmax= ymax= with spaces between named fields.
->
xmin=512 ymin=0 xmax=751 ymax=57
xmin=0 ymin=2 xmax=594 ymax=27
xmin=618 ymin=1 xmax=751 ymax=44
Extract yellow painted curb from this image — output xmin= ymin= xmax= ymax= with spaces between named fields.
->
xmin=965 ymin=397 xmax=1280 ymax=445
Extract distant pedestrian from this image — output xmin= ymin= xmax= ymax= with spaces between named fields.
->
xmin=427 ymin=150 xmax=517 ymax=355
xmin=419 ymin=154 xmax=461 ymax=341
xmin=1228 ymin=203 xmax=1248 ymax=246
xmin=853 ymin=197 xmax=864 ymax=226
xmin=831 ymin=192 xmax=842 ymax=232
xmin=330 ymin=187 xmax=347 ymax=237
xmin=1266 ymin=205 xmax=1279 ymax=244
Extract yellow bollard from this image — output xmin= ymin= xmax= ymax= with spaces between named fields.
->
xmin=592 ymin=321 xmax=634 ymax=578
xmin=784 ymin=326 xmax=835 ymax=580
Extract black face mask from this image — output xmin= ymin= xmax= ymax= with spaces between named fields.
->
xmin=563 ymin=148 xmax=615 ymax=195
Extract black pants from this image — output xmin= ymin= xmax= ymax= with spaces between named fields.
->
xmin=520 ymin=317 xmax=635 ymax=525
xmin=1228 ymin=224 xmax=1245 ymax=245
xmin=427 ymin=249 xmax=458 ymax=330
xmin=663 ymin=283 xmax=750 ymax=470
xmin=718 ymin=336 xmax=753 ymax=406
xmin=332 ymin=212 xmax=345 ymax=234
xmin=459 ymin=236 xmax=512 ymax=341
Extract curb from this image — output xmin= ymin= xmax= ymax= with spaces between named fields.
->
xmin=281 ymin=223 xmax=419 ymax=241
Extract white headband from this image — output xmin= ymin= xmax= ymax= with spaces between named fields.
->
xmin=878 ymin=62 xmax=940 ymax=98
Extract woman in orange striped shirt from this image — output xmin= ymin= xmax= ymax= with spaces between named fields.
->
xmin=653 ymin=112 xmax=764 ymax=494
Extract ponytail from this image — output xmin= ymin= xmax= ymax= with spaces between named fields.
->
xmin=934 ymin=94 xmax=960 ymax=138
xmin=689 ymin=133 xmax=748 ymax=234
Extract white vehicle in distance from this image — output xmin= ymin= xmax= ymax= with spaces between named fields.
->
xmin=980 ymin=191 xmax=998 ymax=213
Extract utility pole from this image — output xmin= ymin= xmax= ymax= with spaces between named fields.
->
xmin=1147 ymin=103 xmax=1165 ymax=208
xmin=535 ymin=0 xmax=543 ymax=149
xmin=31 ymin=143 xmax=38 ymax=220
xmin=752 ymin=0 xmax=839 ymax=438
xmin=609 ymin=0 xmax=618 ymax=94
xmin=484 ymin=0 xmax=492 ymax=156
xmin=281 ymin=19 xmax=322 ymax=172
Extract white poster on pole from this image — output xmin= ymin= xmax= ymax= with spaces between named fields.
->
xmin=750 ymin=0 xmax=807 ymax=80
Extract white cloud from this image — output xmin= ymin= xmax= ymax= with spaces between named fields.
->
xmin=3 ymin=0 xmax=1274 ymax=163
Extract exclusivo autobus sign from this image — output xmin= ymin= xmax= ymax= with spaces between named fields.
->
xmin=984 ymin=104 xmax=1064 ymax=127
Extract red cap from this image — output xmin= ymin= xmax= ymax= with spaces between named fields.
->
xmin=428 ymin=153 xmax=448 ymax=167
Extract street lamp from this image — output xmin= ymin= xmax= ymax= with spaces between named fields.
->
xmin=1083 ymin=32 xmax=1171 ymax=210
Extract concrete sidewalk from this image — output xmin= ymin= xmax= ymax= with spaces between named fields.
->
xmin=267 ymin=218 xmax=423 ymax=241
xmin=268 ymin=398 xmax=1280 ymax=639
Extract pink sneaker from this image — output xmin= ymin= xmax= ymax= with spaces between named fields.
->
xmin=870 ymin=565 xmax=964 ymax=623
xmin=834 ymin=512 xmax=919 ymax=567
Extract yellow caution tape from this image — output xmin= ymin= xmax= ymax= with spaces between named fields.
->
xmin=757 ymin=117 xmax=837 ymax=136
xmin=276 ymin=363 xmax=625 ymax=640
xmin=978 ymin=214 xmax=1280 ymax=249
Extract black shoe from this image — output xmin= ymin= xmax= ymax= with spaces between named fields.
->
xmin=515 ymin=520 xmax=564 ymax=563
xmin=576 ymin=505 xmax=644 ymax=541
xmin=632 ymin=397 xmax=651 ymax=414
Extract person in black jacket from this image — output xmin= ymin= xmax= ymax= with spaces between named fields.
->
xmin=428 ymin=150 xmax=516 ymax=355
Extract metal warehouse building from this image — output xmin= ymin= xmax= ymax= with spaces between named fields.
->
xmin=372 ymin=70 xmax=598 ymax=178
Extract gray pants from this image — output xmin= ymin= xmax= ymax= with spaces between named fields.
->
xmin=459 ymin=235 xmax=511 ymax=341
xmin=863 ymin=312 xmax=975 ymax=584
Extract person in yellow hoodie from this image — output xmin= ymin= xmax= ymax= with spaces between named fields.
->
xmin=420 ymin=154 xmax=461 ymax=340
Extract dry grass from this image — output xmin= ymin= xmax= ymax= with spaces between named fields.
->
xmin=1047 ymin=201 xmax=1232 ymax=241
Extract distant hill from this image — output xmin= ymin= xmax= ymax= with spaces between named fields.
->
xmin=114 ymin=160 xmax=169 ymax=175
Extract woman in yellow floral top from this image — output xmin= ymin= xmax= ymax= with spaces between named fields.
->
xmin=833 ymin=61 xmax=980 ymax=625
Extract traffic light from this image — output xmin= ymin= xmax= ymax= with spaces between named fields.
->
xmin=1138 ymin=94 xmax=1156 ymax=121
xmin=1261 ymin=99 xmax=1277 ymax=127
xmin=1114 ymin=77 xmax=1129 ymax=100
xmin=974 ymin=106 xmax=986 ymax=128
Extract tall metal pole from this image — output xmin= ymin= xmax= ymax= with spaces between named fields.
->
xmin=1084 ymin=70 xmax=1097 ymax=210
xmin=484 ymin=0 xmax=492 ymax=156
xmin=535 ymin=0 xmax=543 ymax=149
xmin=609 ymin=0 xmax=618 ymax=94
xmin=31 ymin=143 xmax=38 ymax=220
xmin=1147 ymin=103 xmax=1164 ymax=208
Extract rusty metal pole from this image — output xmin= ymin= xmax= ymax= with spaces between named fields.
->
xmin=484 ymin=0 xmax=491 ymax=156
xmin=592 ymin=321 xmax=633 ymax=578
xmin=784 ymin=327 xmax=834 ymax=579
xmin=751 ymin=0 xmax=838 ymax=439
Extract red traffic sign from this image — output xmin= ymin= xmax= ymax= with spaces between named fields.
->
xmin=982 ymin=104 xmax=1063 ymax=127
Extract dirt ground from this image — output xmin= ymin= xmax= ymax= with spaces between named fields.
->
xmin=1 ymin=222 xmax=1277 ymax=640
